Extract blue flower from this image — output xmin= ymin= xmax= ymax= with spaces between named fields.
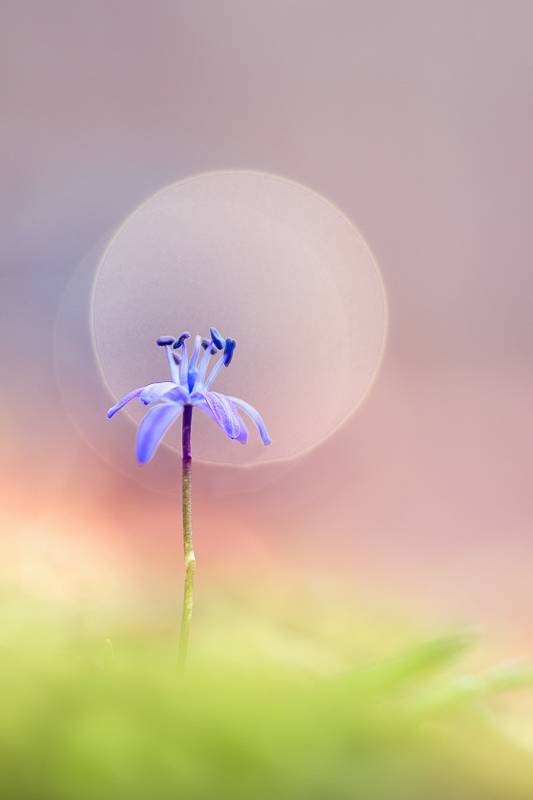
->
xmin=107 ymin=328 xmax=272 ymax=464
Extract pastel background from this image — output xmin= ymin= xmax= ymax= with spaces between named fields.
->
xmin=1 ymin=1 xmax=533 ymax=658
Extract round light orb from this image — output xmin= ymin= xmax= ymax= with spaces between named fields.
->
xmin=92 ymin=171 xmax=387 ymax=466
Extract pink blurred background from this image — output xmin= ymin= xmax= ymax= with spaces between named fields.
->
xmin=1 ymin=2 xmax=533 ymax=655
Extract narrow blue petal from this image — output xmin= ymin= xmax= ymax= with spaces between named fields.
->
xmin=194 ymin=391 xmax=244 ymax=441
xmin=235 ymin=415 xmax=248 ymax=444
xmin=139 ymin=382 xmax=179 ymax=404
xmin=227 ymin=396 xmax=272 ymax=444
xmin=162 ymin=384 xmax=190 ymax=403
xmin=107 ymin=387 xmax=144 ymax=418
xmin=135 ymin=403 xmax=183 ymax=464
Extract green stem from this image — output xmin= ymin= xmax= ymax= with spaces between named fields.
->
xmin=177 ymin=404 xmax=195 ymax=672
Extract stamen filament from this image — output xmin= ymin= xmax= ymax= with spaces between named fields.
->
xmin=179 ymin=339 xmax=189 ymax=386
xmin=203 ymin=353 xmax=225 ymax=391
xmin=187 ymin=335 xmax=202 ymax=391
xmin=192 ymin=339 xmax=214 ymax=392
xmin=165 ymin=345 xmax=180 ymax=383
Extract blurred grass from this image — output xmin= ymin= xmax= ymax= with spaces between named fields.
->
xmin=1 ymin=580 xmax=533 ymax=798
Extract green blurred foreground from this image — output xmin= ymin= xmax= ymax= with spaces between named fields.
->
xmin=1 ymin=584 xmax=533 ymax=799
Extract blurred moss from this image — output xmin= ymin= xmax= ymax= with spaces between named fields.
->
xmin=0 ymin=583 xmax=533 ymax=799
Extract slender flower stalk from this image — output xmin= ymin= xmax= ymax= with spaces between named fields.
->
xmin=107 ymin=328 xmax=271 ymax=670
xmin=178 ymin=404 xmax=194 ymax=670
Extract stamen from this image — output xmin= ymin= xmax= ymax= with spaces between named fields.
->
xmin=203 ymin=352 xmax=224 ymax=391
xmin=204 ymin=337 xmax=235 ymax=390
xmin=164 ymin=343 xmax=179 ymax=382
xmin=172 ymin=352 xmax=181 ymax=366
xmin=202 ymin=339 xmax=218 ymax=354
xmin=173 ymin=331 xmax=190 ymax=349
xmin=179 ymin=337 xmax=189 ymax=386
xmin=223 ymin=338 xmax=236 ymax=366
xmin=190 ymin=335 xmax=202 ymax=365
xmin=210 ymin=328 xmax=225 ymax=350
xmin=188 ymin=335 xmax=202 ymax=392
xmin=157 ymin=335 xmax=175 ymax=346
xmin=192 ymin=338 xmax=215 ymax=391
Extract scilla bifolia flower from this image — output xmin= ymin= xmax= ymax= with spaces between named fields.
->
xmin=107 ymin=328 xmax=271 ymax=462
xmin=108 ymin=328 xmax=271 ymax=670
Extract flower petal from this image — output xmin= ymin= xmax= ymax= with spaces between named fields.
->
xmin=194 ymin=391 xmax=245 ymax=441
xmin=139 ymin=382 xmax=179 ymax=404
xmin=192 ymin=394 xmax=242 ymax=442
xmin=162 ymin=384 xmax=190 ymax=404
xmin=107 ymin=387 xmax=144 ymax=418
xmin=234 ymin=415 xmax=248 ymax=444
xmin=135 ymin=403 xmax=183 ymax=464
xmin=227 ymin=396 xmax=272 ymax=444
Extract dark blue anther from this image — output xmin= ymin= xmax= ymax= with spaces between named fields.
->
xmin=210 ymin=327 xmax=225 ymax=350
xmin=172 ymin=352 xmax=181 ymax=366
xmin=201 ymin=339 xmax=218 ymax=354
xmin=173 ymin=331 xmax=190 ymax=349
xmin=223 ymin=338 xmax=236 ymax=366
xmin=156 ymin=336 xmax=175 ymax=347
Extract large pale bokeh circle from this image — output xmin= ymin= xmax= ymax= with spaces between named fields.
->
xmin=92 ymin=171 xmax=387 ymax=466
